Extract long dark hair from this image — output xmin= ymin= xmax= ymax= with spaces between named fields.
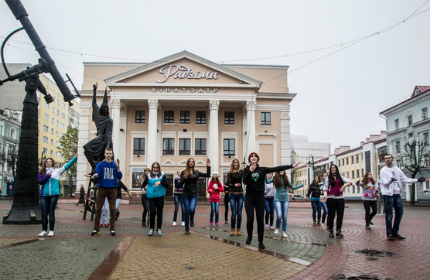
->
xmin=311 ymin=176 xmax=320 ymax=185
xmin=328 ymin=164 xmax=344 ymax=188
xmin=273 ymin=171 xmax=290 ymax=190
xmin=361 ymin=172 xmax=375 ymax=185
xmin=40 ymin=157 xmax=55 ymax=176
xmin=150 ymin=162 xmax=161 ymax=178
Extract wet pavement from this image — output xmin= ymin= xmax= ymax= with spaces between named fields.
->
xmin=0 ymin=199 xmax=429 ymax=280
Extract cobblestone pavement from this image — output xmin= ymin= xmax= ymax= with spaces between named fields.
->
xmin=0 ymin=199 xmax=429 ymax=280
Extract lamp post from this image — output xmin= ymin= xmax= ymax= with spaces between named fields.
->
xmin=307 ymin=155 xmax=315 ymax=197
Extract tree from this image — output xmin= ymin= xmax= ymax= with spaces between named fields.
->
xmin=0 ymin=148 xmax=18 ymax=183
xmin=398 ymin=135 xmax=429 ymax=205
xmin=58 ymin=125 xmax=79 ymax=196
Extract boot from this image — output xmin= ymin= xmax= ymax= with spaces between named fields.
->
xmin=236 ymin=228 xmax=242 ymax=236
xmin=230 ymin=229 xmax=235 ymax=236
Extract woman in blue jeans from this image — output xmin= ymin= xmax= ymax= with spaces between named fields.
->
xmin=306 ymin=176 xmax=322 ymax=226
xmin=38 ymin=152 xmax=78 ymax=237
xmin=173 ymin=170 xmax=185 ymax=226
xmin=264 ymin=173 xmax=275 ymax=230
xmin=273 ymin=170 xmax=304 ymax=238
xmin=226 ymin=159 xmax=244 ymax=236
xmin=179 ymin=158 xmax=211 ymax=235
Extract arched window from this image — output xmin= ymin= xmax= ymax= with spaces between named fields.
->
xmin=10 ymin=128 xmax=16 ymax=139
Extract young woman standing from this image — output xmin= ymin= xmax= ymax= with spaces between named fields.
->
xmin=358 ymin=172 xmax=377 ymax=230
xmin=173 ymin=170 xmax=185 ymax=226
xmin=272 ymin=170 xmax=304 ymax=238
xmin=226 ymin=158 xmax=244 ymax=236
xmin=179 ymin=158 xmax=211 ymax=235
xmin=207 ymin=171 xmax=224 ymax=226
xmin=139 ymin=168 xmax=150 ymax=227
xmin=306 ymin=176 xmax=322 ymax=226
xmin=264 ymin=173 xmax=275 ymax=230
xmin=319 ymin=173 xmax=329 ymax=228
xmin=141 ymin=162 xmax=168 ymax=236
xmin=242 ymin=152 xmax=300 ymax=249
xmin=322 ymin=164 xmax=352 ymax=238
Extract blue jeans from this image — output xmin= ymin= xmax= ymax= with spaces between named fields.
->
xmin=229 ymin=193 xmax=244 ymax=229
xmin=275 ymin=200 xmax=289 ymax=231
xmin=311 ymin=200 xmax=321 ymax=222
xmin=182 ymin=195 xmax=198 ymax=231
xmin=40 ymin=195 xmax=59 ymax=231
xmin=265 ymin=197 xmax=275 ymax=226
xmin=320 ymin=201 xmax=328 ymax=223
xmin=383 ymin=194 xmax=403 ymax=236
xmin=210 ymin=202 xmax=219 ymax=223
xmin=173 ymin=194 xmax=185 ymax=222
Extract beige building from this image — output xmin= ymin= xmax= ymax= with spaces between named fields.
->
xmin=77 ymin=51 xmax=296 ymax=194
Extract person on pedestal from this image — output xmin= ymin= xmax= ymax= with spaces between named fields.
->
xmin=38 ymin=152 xmax=78 ymax=237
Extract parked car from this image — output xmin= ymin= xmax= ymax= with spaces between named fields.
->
xmin=292 ymin=194 xmax=305 ymax=201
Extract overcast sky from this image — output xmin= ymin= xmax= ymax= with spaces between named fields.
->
xmin=1 ymin=0 xmax=429 ymax=153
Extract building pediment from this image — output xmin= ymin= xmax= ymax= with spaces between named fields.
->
xmin=104 ymin=51 xmax=262 ymax=89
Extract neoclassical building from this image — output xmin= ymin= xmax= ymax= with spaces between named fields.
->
xmin=77 ymin=51 xmax=296 ymax=195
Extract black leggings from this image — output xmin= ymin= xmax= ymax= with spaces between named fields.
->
xmin=363 ymin=200 xmax=377 ymax=226
xmin=245 ymin=194 xmax=265 ymax=243
xmin=148 ymin=196 xmax=164 ymax=230
xmin=326 ymin=198 xmax=345 ymax=231
xmin=141 ymin=194 xmax=149 ymax=224
xmin=224 ymin=192 xmax=229 ymax=221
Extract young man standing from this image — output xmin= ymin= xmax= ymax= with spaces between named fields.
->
xmin=380 ymin=154 xmax=428 ymax=241
xmin=90 ymin=148 xmax=122 ymax=236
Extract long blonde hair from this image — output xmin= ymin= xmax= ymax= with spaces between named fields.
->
xmin=139 ymin=168 xmax=151 ymax=184
xmin=228 ymin=158 xmax=240 ymax=174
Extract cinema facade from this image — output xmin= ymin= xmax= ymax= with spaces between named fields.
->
xmin=77 ymin=51 xmax=296 ymax=196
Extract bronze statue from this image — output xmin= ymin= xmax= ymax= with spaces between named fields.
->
xmin=83 ymin=84 xmax=113 ymax=173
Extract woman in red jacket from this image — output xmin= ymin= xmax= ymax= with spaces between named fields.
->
xmin=207 ymin=171 xmax=224 ymax=226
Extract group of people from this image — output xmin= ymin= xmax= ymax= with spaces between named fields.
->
xmin=37 ymin=147 xmax=428 ymax=246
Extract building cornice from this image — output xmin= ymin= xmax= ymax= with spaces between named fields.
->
xmin=380 ymin=91 xmax=430 ymax=116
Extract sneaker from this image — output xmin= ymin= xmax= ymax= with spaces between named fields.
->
xmin=366 ymin=225 xmax=371 ymax=230
xmin=181 ymin=221 xmax=185 ymax=226
xmin=185 ymin=230 xmax=190 ymax=235
xmin=313 ymin=221 xmax=317 ymax=226
xmin=274 ymin=229 xmax=279 ymax=234
xmin=282 ymin=231 xmax=288 ymax=238
xmin=329 ymin=231 xmax=334 ymax=238
xmin=38 ymin=231 xmax=47 ymax=237
xmin=173 ymin=221 xmax=177 ymax=226
xmin=148 ymin=229 xmax=154 ymax=236
xmin=336 ymin=230 xmax=344 ymax=238
xmin=157 ymin=229 xmax=162 ymax=236
xmin=265 ymin=224 xmax=269 ymax=229
xmin=209 ymin=223 xmax=213 ymax=227
xmin=258 ymin=242 xmax=265 ymax=249
xmin=321 ymin=222 xmax=325 ymax=228
xmin=393 ymin=234 xmax=405 ymax=240
xmin=91 ymin=230 xmax=99 ymax=236
xmin=378 ymin=214 xmax=382 ymax=216
xmin=246 ymin=237 xmax=252 ymax=245
xmin=387 ymin=234 xmax=395 ymax=241
xmin=48 ymin=231 xmax=54 ymax=237
xmin=369 ymin=220 xmax=374 ymax=225
xmin=111 ymin=231 xmax=116 ymax=236
xmin=190 ymin=221 xmax=195 ymax=227
xmin=215 ymin=223 xmax=219 ymax=226
xmin=270 ymin=226 xmax=274 ymax=230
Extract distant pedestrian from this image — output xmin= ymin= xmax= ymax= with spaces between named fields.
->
xmin=173 ymin=170 xmax=185 ymax=226
xmin=306 ymin=175 xmax=322 ymax=226
xmin=358 ymin=172 xmax=377 ymax=230
xmin=264 ymin=173 xmax=275 ymax=230
xmin=272 ymin=170 xmax=304 ymax=238
xmin=380 ymin=154 xmax=428 ymax=240
xmin=76 ymin=184 xmax=85 ymax=206
xmin=139 ymin=168 xmax=150 ymax=227
xmin=226 ymin=158 xmax=244 ymax=236
xmin=322 ymin=164 xmax=352 ymax=239
xmin=180 ymin=158 xmax=211 ymax=235
xmin=115 ymin=180 xmax=132 ymax=221
xmin=242 ymin=152 xmax=300 ymax=249
xmin=376 ymin=182 xmax=384 ymax=216
xmin=207 ymin=171 xmax=224 ymax=226
xmin=90 ymin=148 xmax=122 ymax=237
xmin=141 ymin=162 xmax=168 ymax=236
xmin=38 ymin=152 xmax=78 ymax=237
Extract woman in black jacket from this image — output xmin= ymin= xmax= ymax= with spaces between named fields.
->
xmin=306 ymin=176 xmax=322 ymax=226
xmin=179 ymin=158 xmax=211 ymax=235
xmin=226 ymin=158 xmax=244 ymax=236
xmin=242 ymin=152 xmax=300 ymax=249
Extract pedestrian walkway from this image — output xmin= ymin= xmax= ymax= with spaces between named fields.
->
xmin=0 ymin=199 xmax=429 ymax=279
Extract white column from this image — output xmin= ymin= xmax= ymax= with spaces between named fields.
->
xmin=111 ymin=99 xmax=121 ymax=157
xmin=245 ymin=100 xmax=256 ymax=157
xmin=209 ymin=100 xmax=219 ymax=172
xmin=147 ymin=99 xmax=159 ymax=166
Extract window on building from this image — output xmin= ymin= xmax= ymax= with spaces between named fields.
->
xmin=347 ymin=171 xmax=349 ymax=178
xmin=50 ymin=150 xmax=53 ymax=156
xmin=44 ymin=114 xmax=49 ymax=121
xmin=61 ymin=123 xmax=65 ymax=129
xmin=261 ymin=112 xmax=271 ymax=125
xmin=394 ymin=119 xmax=399 ymax=130
xmin=423 ymin=132 xmax=429 ymax=145
xmin=196 ymin=111 xmax=206 ymax=124
xmin=408 ymin=115 xmax=413 ymax=126
xmin=224 ymin=111 xmax=234 ymax=125
xmin=56 ymin=120 xmax=59 ymax=126
xmin=43 ymin=147 xmax=48 ymax=155
xmin=62 ymin=103 xmax=65 ymax=109
xmin=362 ymin=169 xmax=364 ymax=177
xmin=163 ymin=138 xmax=174 ymax=155
xmin=43 ymin=136 xmax=48 ymax=143
xmin=45 ymin=103 xmax=49 ymax=109
xmin=43 ymin=125 xmax=49 ymax=132
xmin=422 ymin=108 xmax=428 ymax=120
xmin=164 ymin=110 xmax=174 ymax=123
xmin=351 ymin=156 xmax=354 ymax=164
xmin=51 ymin=128 xmax=54 ymax=135
xmin=352 ymin=170 xmax=355 ymax=179
xmin=223 ymin=139 xmax=235 ymax=156
xmin=346 ymin=158 xmax=349 ymax=165
xmin=180 ymin=111 xmax=190 ymax=124
xmin=61 ymin=113 xmax=65 ymax=119
xmin=357 ymin=169 xmax=360 ymax=179
xmin=425 ymin=180 xmax=430 ymax=190
xmin=356 ymin=154 xmax=359 ymax=163
xmin=52 ymin=107 xmax=55 ymax=113
xmin=135 ymin=110 xmax=145 ymax=123
xmin=342 ymin=159 xmax=344 ymax=166
xmin=50 ymin=139 xmax=53 ymax=145
xmin=133 ymin=138 xmax=145 ymax=155
xmin=179 ymin=138 xmax=191 ymax=155
xmin=195 ymin=138 xmax=207 ymax=155
xmin=395 ymin=140 xmax=401 ymax=154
